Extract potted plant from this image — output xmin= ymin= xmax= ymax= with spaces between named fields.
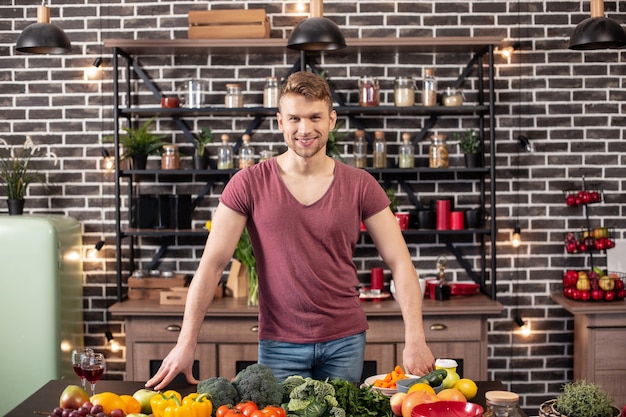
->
xmin=457 ymin=129 xmax=481 ymax=168
xmin=193 ymin=127 xmax=214 ymax=170
xmin=326 ymin=120 xmax=345 ymax=162
xmin=0 ymin=137 xmax=55 ymax=215
xmin=235 ymin=228 xmax=258 ymax=307
xmin=539 ymin=380 xmax=621 ymax=417
xmin=103 ymin=117 xmax=167 ymax=170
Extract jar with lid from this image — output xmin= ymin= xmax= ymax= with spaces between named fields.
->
xmin=161 ymin=145 xmax=180 ymax=170
xmin=484 ymin=391 xmax=521 ymax=417
xmin=422 ymin=68 xmax=437 ymax=106
xmin=429 ymin=134 xmax=448 ymax=168
xmin=359 ymin=76 xmax=379 ymax=107
xmin=259 ymin=149 xmax=277 ymax=163
xmin=373 ymin=131 xmax=387 ymax=169
xmin=394 ymin=77 xmax=415 ymax=107
xmin=263 ymin=76 xmax=279 ymax=108
xmin=225 ymin=83 xmax=243 ymax=108
xmin=353 ymin=129 xmax=367 ymax=168
xmin=239 ymin=134 xmax=255 ymax=169
xmin=443 ymin=87 xmax=464 ymax=106
xmin=217 ymin=134 xmax=234 ymax=170
xmin=399 ymin=133 xmax=415 ymax=168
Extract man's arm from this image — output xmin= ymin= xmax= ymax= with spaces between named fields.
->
xmin=364 ymin=207 xmax=435 ymax=376
xmin=145 ymin=203 xmax=248 ymax=390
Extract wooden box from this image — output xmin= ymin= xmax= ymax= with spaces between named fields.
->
xmin=160 ymin=287 xmax=189 ymax=305
xmin=128 ymin=275 xmax=186 ymax=300
xmin=188 ymin=9 xmax=270 ymax=39
xmin=226 ymin=259 xmax=248 ymax=298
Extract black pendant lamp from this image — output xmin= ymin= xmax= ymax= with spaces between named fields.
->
xmin=16 ymin=2 xmax=72 ymax=54
xmin=569 ymin=0 xmax=626 ymax=50
xmin=287 ymin=0 xmax=346 ymax=51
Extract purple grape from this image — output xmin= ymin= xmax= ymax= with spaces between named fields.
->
xmin=109 ymin=409 xmax=125 ymax=417
xmin=53 ymin=407 xmax=64 ymax=417
xmin=95 ymin=412 xmax=107 ymax=417
xmin=68 ymin=411 xmax=81 ymax=417
xmin=76 ymin=407 xmax=89 ymax=417
xmin=62 ymin=409 xmax=72 ymax=417
xmin=90 ymin=404 xmax=104 ymax=415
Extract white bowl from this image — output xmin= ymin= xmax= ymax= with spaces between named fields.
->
xmin=362 ymin=373 xmax=421 ymax=396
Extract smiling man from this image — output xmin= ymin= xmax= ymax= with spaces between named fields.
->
xmin=146 ymin=71 xmax=434 ymax=389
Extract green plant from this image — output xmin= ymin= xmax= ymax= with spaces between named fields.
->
xmin=103 ymin=116 xmax=167 ymax=160
xmin=554 ymin=380 xmax=615 ymax=417
xmin=235 ymin=228 xmax=257 ymax=307
xmin=457 ymin=129 xmax=480 ymax=154
xmin=326 ymin=120 xmax=346 ymax=162
xmin=0 ymin=137 xmax=55 ymax=200
xmin=385 ymin=187 xmax=398 ymax=213
xmin=194 ymin=127 xmax=214 ymax=157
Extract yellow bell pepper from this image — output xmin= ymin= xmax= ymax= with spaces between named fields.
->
xmin=151 ymin=390 xmax=212 ymax=417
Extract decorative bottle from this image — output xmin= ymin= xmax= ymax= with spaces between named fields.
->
xmin=373 ymin=131 xmax=387 ymax=169
xmin=225 ymin=83 xmax=243 ymax=108
xmin=429 ymin=134 xmax=449 ymax=168
xmin=394 ymin=77 xmax=415 ymax=107
xmin=217 ymin=134 xmax=234 ymax=170
xmin=161 ymin=145 xmax=180 ymax=170
xmin=398 ymin=133 xmax=415 ymax=168
xmin=422 ymin=68 xmax=437 ymax=106
xmin=239 ymin=134 xmax=255 ymax=169
xmin=353 ymin=129 xmax=367 ymax=169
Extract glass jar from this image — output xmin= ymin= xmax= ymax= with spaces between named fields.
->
xmin=373 ymin=131 xmax=386 ymax=169
xmin=443 ymin=87 xmax=464 ymax=106
xmin=161 ymin=145 xmax=180 ymax=170
xmin=422 ymin=68 xmax=437 ymax=106
xmin=429 ymin=134 xmax=448 ymax=168
xmin=399 ymin=133 xmax=415 ymax=168
xmin=484 ymin=391 xmax=521 ymax=417
xmin=353 ymin=129 xmax=367 ymax=168
xmin=394 ymin=77 xmax=415 ymax=107
xmin=239 ymin=134 xmax=255 ymax=169
xmin=259 ymin=149 xmax=276 ymax=162
xmin=225 ymin=83 xmax=243 ymax=108
xmin=359 ymin=76 xmax=379 ymax=107
xmin=217 ymin=134 xmax=234 ymax=170
xmin=263 ymin=76 xmax=279 ymax=108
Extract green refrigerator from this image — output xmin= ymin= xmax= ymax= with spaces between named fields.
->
xmin=0 ymin=215 xmax=83 ymax=415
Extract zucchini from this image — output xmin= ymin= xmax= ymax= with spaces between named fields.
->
xmin=414 ymin=369 xmax=448 ymax=387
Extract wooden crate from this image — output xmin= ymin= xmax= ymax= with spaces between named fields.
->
xmin=188 ymin=9 xmax=270 ymax=39
xmin=160 ymin=287 xmax=188 ymax=305
xmin=128 ymin=275 xmax=186 ymax=300
xmin=226 ymin=259 xmax=248 ymax=298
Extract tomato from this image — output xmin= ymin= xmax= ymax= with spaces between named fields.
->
xmin=217 ymin=405 xmax=240 ymax=417
xmin=264 ymin=406 xmax=286 ymax=417
xmin=236 ymin=401 xmax=258 ymax=417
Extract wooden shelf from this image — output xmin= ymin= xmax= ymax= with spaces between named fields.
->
xmin=103 ymin=36 xmax=503 ymax=56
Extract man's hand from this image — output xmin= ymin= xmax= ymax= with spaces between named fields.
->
xmin=402 ymin=342 xmax=435 ymax=377
xmin=145 ymin=343 xmax=199 ymax=391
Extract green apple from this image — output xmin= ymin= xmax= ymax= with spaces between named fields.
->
xmin=126 ymin=414 xmax=149 ymax=417
xmin=133 ymin=388 xmax=158 ymax=414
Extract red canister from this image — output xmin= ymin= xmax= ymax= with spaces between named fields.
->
xmin=436 ymin=199 xmax=451 ymax=230
xmin=370 ymin=267 xmax=384 ymax=291
xmin=450 ymin=211 xmax=465 ymax=230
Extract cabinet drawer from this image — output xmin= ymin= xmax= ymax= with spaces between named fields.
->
xmin=593 ymin=328 xmax=626 ymax=370
xmin=126 ymin=317 xmax=260 ymax=343
xmin=367 ymin=316 xmax=481 ymax=343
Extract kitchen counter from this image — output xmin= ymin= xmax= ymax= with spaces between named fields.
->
xmin=6 ymin=379 xmax=524 ymax=417
xmin=111 ymin=294 xmax=502 ymax=381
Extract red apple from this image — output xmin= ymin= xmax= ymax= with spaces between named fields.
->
xmin=580 ymin=290 xmax=590 ymax=301
xmin=390 ymin=392 xmax=406 ymax=416
xmin=565 ymin=194 xmax=576 ymax=206
xmin=571 ymin=289 xmax=581 ymax=300
xmin=604 ymin=290 xmax=615 ymax=301
xmin=60 ymin=385 xmax=90 ymax=410
xmin=616 ymin=289 xmax=625 ymax=300
xmin=591 ymin=288 xmax=604 ymax=301
xmin=589 ymin=191 xmax=600 ymax=203
xmin=581 ymin=192 xmax=591 ymax=204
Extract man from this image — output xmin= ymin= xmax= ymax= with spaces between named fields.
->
xmin=146 ymin=71 xmax=434 ymax=389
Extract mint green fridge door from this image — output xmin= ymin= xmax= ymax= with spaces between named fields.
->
xmin=0 ymin=215 xmax=83 ymax=415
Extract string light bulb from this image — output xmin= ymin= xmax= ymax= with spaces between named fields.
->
xmin=514 ymin=316 xmax=530 ymax=336
xmin=105 ymin=330 xmax=121 ymax=353
xmin=86 ymin=240 xmax=105 ymax=260
xmin=511 ymin=227 xmax=521 ymax=248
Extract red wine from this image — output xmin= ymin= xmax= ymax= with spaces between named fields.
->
xmin=73 ymin=364 xmax=84 ymax=378
xmin=83 ymin=366 xmax=104 ymax=383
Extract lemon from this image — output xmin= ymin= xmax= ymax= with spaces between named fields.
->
xmin=454 ymin=378 xmax=478 ymax=400
xmin=407 ymin=382 xmax=436 ymax=395
xmin=205 ymin=220 xmax=212 ymax=231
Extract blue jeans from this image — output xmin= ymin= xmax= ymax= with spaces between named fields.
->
xmin=258 ymin=332 xmax=366 ymax=383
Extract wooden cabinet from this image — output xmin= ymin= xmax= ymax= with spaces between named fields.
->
xmin=111 ymin=294 xmax=502 ymax=381
xmin=552 ymin=292 xmax=626 ymax=406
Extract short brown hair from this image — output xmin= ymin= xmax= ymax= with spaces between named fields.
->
xmin=279 ymin=71 xmax=333 ymax=112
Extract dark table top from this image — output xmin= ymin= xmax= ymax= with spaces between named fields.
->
xmin=6 ymin=379 xmax=526 ymax=416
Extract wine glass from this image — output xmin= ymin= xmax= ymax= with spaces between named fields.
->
xmin=81 ymin=352 xmax=105 ymax=395
xmin=71 ymin=348 xmax=94 ymax=390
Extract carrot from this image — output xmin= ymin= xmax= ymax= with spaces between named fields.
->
xmin=374 ymin=365 xmax=407 ymax=389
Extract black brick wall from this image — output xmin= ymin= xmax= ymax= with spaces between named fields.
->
xmin=2 ymin=1 xmax=626 ymax=412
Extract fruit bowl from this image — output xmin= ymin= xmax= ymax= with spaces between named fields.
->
xmin=562 ymin=269 xmax=626 ymax=302
xmin=411 ymin=401 xmax=483 ymax=417
xmin=563 ymin=228 xmax=615 ymax=253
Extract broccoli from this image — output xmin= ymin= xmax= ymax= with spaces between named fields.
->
xmin=286 ymin=377 xmax=345 ymax=417
xmin=281 ymin=375 xmax=307 ymax=403
xmin=232 ymin=363 xmax=283 ymax=409
xmin=197 ymin=376 xmax=239 ymax=412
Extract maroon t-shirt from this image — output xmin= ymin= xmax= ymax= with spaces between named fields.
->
xmin=219 ymin=158 xmax=390 ymax=343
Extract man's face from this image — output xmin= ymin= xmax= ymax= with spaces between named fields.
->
xmin=277 ymin=93 xmax=337 ymax=159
